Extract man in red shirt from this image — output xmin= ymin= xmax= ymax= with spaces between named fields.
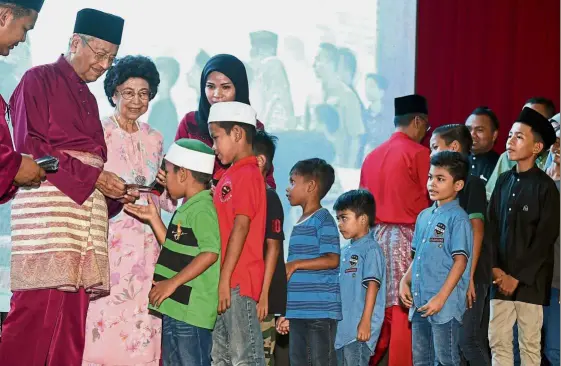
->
xmin=360 ymin=94 xmax=431 ymax=366
xmin=0 ymin=0 xmax=46 ymax=203
xmin=208 ymin=101 xmax=267 ymax=364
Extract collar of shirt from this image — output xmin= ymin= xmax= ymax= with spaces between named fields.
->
xmin=391 ymin=131 xmax=414 ymax=142
xmin=228 ymin=155 xmax=258 ymax=174
xmin=350 ymin=229 xmax=375 ymax=247
xmin=430 ymin=199 xmax=460 ymax=214
xmin=509 ymin=165 xmax=541 ymax=179
xmin=55 ymin=54 xmax=86 ymax=85
xmin=176 ymin=189 xmax=212 ymax=213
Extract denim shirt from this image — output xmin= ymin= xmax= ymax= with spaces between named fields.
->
xmin=408 ymin=199 xmax=473 ymax=324
xmin=335 ymin=230 xmax=386 ymax=351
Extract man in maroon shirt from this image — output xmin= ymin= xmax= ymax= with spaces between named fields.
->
xmin=360 ymin=94 xmax=431 ymax=366
xmin=0 ymin=8 xmax=135 ymax=366
xmin=0 ymin=0 xmax=47 ymax=204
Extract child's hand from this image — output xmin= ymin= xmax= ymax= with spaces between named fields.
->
xmin=256 ymin=293 xmax=269 ymax=322
xmin=418 ymin=295 xmax=445 ymax=317
xmin=217 ymin=277 xmax=231 ymax=315
xmin=357 ymin=318 xmax=371 ymax=342
xmin=286 ymin=261 xmax=299 ymax=281
xmin=496 ymin=275 xmax=519 ymax=296
xmin=149 ymin=278 xmax=178 ymax=308
xmin=124 ymin=195 xmax=158 ymax=224
xmin=210 ymin=183 xmax=216 ymax=197
xmin=466 ymin=278 xmax=476 ymax=309
xmin=276 ymin=317 xmax=290 ymax=335
xmin=399 ymin=279 xmax=413 ymax=308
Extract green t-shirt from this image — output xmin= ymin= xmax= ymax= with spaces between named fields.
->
xmin=150 ymin=190 xmax=220 ymax=329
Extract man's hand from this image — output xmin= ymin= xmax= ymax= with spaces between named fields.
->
xmin=467 ymin=278 xmax=476 ymax=309
xmin=357 ymin=318 xmax=371 ymax=342
xmin=13 ymin=155 xmax=45 ymax=188
xmin=95 ymin=171 xmax=126 ymax=199
xmin=217 ymin=277 xmax=231 ymax=315
xmin=418 ymin=294 xmax=446 ymax=318
xmin=256 ymin=293 xmax=269 ymax=322
xmin=276 ymin=317 xmax=290 ymax=335
xmin=124 ymin=195 xmax=158 ymax=224
xmin=286 ymin=261 xmax=299 ymax=281
xmin=149 ymin=278 xmax=179 ymax=308
xmin=120 ymin=188 xmax=140 ymax=204
xmin=399 ymin=278 xmax=413 ymax=308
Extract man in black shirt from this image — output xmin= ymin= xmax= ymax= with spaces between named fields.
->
xmin=488 ymin=107 xmax=560 ymax=366
xmin=430 ymin=124 xmax=490 ymax=365
xmin=465 ymin=106 xmax=500 ymax=183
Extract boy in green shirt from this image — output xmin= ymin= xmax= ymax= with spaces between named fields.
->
xmin=125 ymin=138 xmax=220 ymax=366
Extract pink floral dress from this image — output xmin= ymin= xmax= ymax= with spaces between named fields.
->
xmin=82 ymin=117 xmax=175 ymax=366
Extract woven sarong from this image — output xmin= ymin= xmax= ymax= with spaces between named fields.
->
xmin=374 ymin=223 xmax=415 ymax=307
xmin=10 ymin=151 xmax=109 ymax=299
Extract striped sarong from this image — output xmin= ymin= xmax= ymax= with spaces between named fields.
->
xmin=374 ymin=223 xmax=415 ymax=307
xmin=10 ymin=151 xmax=109 ymax=299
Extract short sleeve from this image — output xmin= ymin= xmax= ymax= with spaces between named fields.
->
xmin=449 ymin=217 xmax=472 ymax=260
xmin=232 ymin=170 xmax=262 ymax=219
xmin=265 ymin=190 xmax=284 ymax=240
xmin=318 ymin=211 xmax=340 ymax=255
xmin=464 ymin=178 xmax=486 ymax=221
xmin=191 ymin=208 xmax=221 ymax=254
xmin=362 ymin=245 xmax=385 ymax=289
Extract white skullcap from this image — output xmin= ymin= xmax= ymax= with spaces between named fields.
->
xmin=207 ymin=101 xmax=257 ymax=127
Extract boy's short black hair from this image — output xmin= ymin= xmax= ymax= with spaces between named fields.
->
xmin=253 ymin=130 xmax=278 ymax=173
xmin=470 ymin=106 xmax=499 ymax=131
xmin=432 ymin=124 xmax=473 ymax=156
xmin=290 ymin=158 xmax=335 ymax=199
xmin=173 ymin=164 xmax=212 ymax=188
xmin=525 ymin=97 xmax=556 ymax=119
xmin=333 ymin=189 xmax=376 ymax=227
xmin=430 ymin=151 xmax=469 ymax=183
xmin=213 ymin=121 xmax=257 ymax=144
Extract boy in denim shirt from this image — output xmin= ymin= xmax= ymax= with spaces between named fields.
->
xmin=399 ymin=151 xmax=473 ymax=365
xmin=333 ymin=189 xmax=385 ymax=366
xmin=276 ymin=158 xmax=341 ymax=366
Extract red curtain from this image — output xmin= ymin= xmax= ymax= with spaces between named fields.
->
xmin=415 ymin=0 xmax=560 ymax=151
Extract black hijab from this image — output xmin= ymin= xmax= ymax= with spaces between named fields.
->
xmin=195 ymin=54 xmax=251 ymax=134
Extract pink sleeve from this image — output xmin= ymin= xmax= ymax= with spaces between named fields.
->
xmin=0 ymin=142 xmax=21 ymax=203
xmin=11 ymin=71 xmax=102 ymax=205
xmin=175 ymin=113 xmax=191 ymax=141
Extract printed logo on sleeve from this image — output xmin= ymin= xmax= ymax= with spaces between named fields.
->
xmin=271 ymin=219 xmax=281 ymax=233
xmin=220 ymin=179 xmax=233 ymax=203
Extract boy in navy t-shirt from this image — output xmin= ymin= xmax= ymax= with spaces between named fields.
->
xmin=276 ymin=158 xmax=341 ymax=366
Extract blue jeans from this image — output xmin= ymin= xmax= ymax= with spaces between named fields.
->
xmin=544 ymin=288 xmax=560 ymax=366
xmin=412 ymin=312 xmax=462 ymax=365
xmin=289 ymin=318 xmax=337 ymax=366
xmin=162 ymin=315 xmax=212 ymax=366
xmin=211 ymin=287 xmax=265 ymax=365
xmin=336 ymin=341 xmax=371 ymax=366
xmin=460 ymin=284 xmax=491 ymax=365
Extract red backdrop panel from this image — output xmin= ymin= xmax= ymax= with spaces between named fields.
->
xmin=415 ymin=0 xmax=560 ymax=151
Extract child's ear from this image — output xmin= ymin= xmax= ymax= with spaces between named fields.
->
xmin=307 ymin=179 xmax=317 ymax=193
xmin=453 ymin=179 xmax=465 ymax=192
xmin=451 ymin=140 xmax=461 ymax=153
xmin=533 ymin=141 xmax=544 ymax=155
xmin=232 ymin=125 xmax=243 ymax=142
xmin=179 ymin=168 xmax=189 ymax=183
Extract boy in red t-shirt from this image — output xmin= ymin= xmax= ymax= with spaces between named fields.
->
xmin=208 ymin=101 xmax=267 ymax=365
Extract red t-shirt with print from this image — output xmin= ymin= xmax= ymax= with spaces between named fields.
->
xmin=214 ymin=155 xmax=267 ymax=301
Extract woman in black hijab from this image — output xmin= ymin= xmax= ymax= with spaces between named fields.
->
xmin=174 ymin=54 xmax=275 ymax=187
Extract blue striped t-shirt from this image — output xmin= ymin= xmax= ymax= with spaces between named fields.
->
xmin=285 ymin=208 xmax=342 ymax=320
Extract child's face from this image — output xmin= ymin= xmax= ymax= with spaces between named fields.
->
xmin=506 ymin=122 xmax=543 ymax=162
xmin=336 ymin=209 xmax=367 ymax=240
xmin=209 ymin=122 xmax=236 ymax=165
xmin=164 ymin=161 xmax=184 ymax=200
xmin=286 ymin=173 xmax=311 ymax=207
xmin=429 ymin=134 xmax=460 ymax=157
xmin=427 ymin=165 xmax=463 ymax=203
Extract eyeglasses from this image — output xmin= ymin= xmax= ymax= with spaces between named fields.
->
xmin=118 ymin=89 xmax=151 ymax=101
xmin=80 ymin=36 xmax=116 ymax=65
xmin=417 ymin=115 xmax=431 ymax=132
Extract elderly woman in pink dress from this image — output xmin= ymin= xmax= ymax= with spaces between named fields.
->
xmin=82 ymin=55 xmax=174 ymax=366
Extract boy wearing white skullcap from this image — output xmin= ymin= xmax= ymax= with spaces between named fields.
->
xmin=207 ymin=101 xmax=268 ymax=364
xmin=125 ymin=138 xmax=220 ymax=365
